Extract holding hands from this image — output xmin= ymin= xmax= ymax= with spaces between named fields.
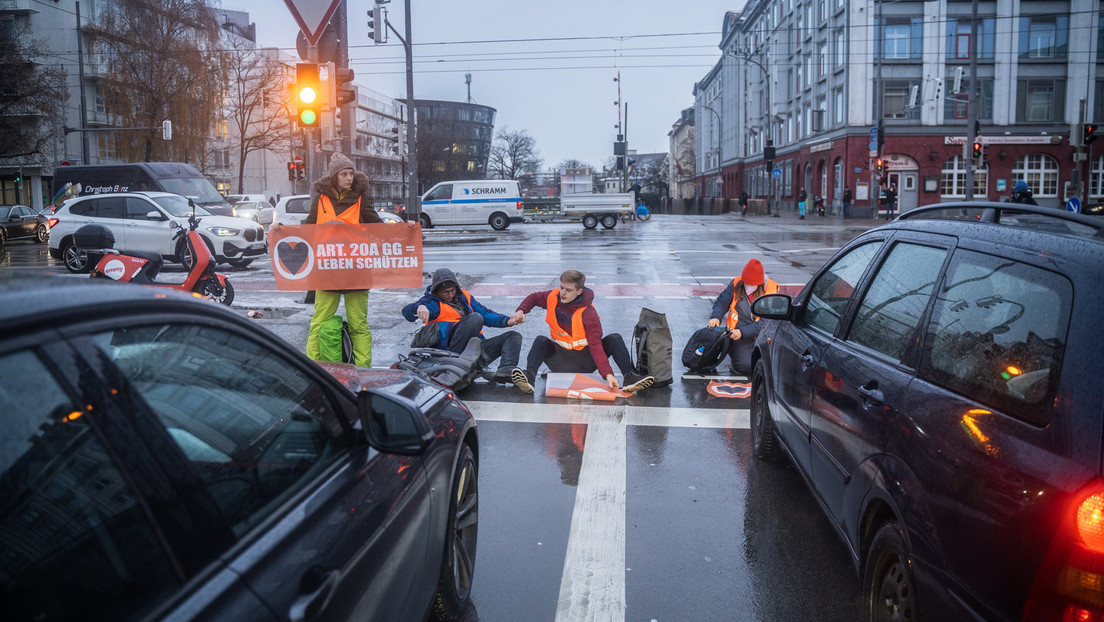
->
xmin=508 ymin=310 xmax=526 ymax=326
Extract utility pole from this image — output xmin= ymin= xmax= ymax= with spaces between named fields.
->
xmin=75 ymin=2 xmax=90 ymax=164
xmin=623 ymin=103 xmax=630 ymax=193
xmin=387 ymin=0 xmax=419 ymax=218
xmin=964 ymin=0 xmax=980 ymax=200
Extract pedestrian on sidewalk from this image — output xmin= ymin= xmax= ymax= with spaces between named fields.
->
xmin=884 ymin=182 xmax=898 ymax=220
xmin=511 ymin=269 xmax=654 ymax=394
xmin=708 ymin=258 xmax=779 ymax=375
xmin=798 ymin=188 xmax=807 ymax=220
xmin=739 ymin=190 xmax=749 ymax=216
xmin=842 ymin=185 xmax=852 ymax=219
xmin=402 ymin=267 xmax=525 ymax=385
xmin=299 ymin=152 xmax=383 ymax=367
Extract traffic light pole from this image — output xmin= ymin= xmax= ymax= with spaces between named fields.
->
xmin=385 ymin=0 xmax=419 ymax=219
xmin=964 ymin=0 xmax=980 ymax=201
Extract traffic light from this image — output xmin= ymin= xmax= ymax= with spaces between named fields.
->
xmin=287 ymin=162 xmax=296 ymax=181
xmin=296 ymin=161 xmax=305 ymax=181
xmin=1084 ymin=123 xmax=1098 ymax=145
xmin=13 ymin=172 xmax=20 ymax=183
xmin=875 ymin=159 xmax=884 ymax=173
xmin=334 ymin=67 xmax=356 ymax=107
xmin=972 ymin=141 xmax=983 ymax=160
xmin=367 ymin=5 xmax=385 ymax=44
xmin=295 ymin=63 xmax=320 ymax=128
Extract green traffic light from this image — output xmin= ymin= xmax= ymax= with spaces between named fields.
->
xmin=300 ymin=110 xmax=317 ymax=125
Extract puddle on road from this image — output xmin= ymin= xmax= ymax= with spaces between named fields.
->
xmin=240 ymin=307 xmax=301 ymax=320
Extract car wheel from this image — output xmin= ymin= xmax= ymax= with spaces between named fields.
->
xmin=62 ymin=240 xmax=91 ymax=273
xmin=227 ymin=258 xmax=253 ymax=269
xmin=751 ymin=360 xmax=781 ymax=460
xmin=600 ymin=214 xmax=617 ymax=229
xmin=433 ymin=443 xmax=478 ymax=620
xmin=198 ymin=278 xmax=234 ymax=306
xmin=35 ymin=223 xmax=49 ymax=243
xmin=419 ymin=213 xmax=433 ymax=229
xmin=582 ymin=214 xmax=598 ymax=230
xmin=489 ymin=212 xmax=509 ymax=230
xmin=865 ymin=522 xmax=918 ymax=622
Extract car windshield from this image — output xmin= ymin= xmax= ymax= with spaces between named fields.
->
xmin=158 ymin=177 xmax=225 ymax=204
xmin=153 ymin=195 xmax=214 ymax=217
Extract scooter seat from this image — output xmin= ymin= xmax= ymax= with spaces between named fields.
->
xmin=126 ymin=251 xmax=164 ymax=280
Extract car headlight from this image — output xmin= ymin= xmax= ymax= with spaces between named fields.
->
xmin=207 ymin=227 xmax=241 ymax=237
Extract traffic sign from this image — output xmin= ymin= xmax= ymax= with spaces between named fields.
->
xmin=772 ymin=168 xmax=782 ymax=179
xmin=283 ymin=0 xmax=342 ymax=46
xmin=1066 ymin=197 xmax=1082 ymax=213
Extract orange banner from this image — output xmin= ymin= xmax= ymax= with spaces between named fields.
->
xmin=268 ymin=223 xmax=423 ymax=290
xmin=544 ymin=372 xmax=633 ymax=401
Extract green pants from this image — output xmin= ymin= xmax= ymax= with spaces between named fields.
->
xmin=307 ymin=290 xmax=372 ymax=367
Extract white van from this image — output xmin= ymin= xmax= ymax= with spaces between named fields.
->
xmin=418 ymin=180 xmax=524 ymax=230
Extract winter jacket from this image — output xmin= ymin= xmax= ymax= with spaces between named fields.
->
xmin=402 ymin=267 xmax=510 ymax=349
xmin=305 ymin=171 xmax=382 ymax=226
xmin=517 ymin=287 xmax=614 ymax=378
xmin=710 ymin=279 xmax=778 ymax=341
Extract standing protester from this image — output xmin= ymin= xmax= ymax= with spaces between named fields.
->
xmin=797 ymin=188 xmax=808 ymax=220
xmin=739 ymin=190 xmax=749 ymax=216
xmin=708 ymin=258 xmax=780 ymax=375
xmin=303 ymin=152 xmax=383 ymax=366
xmin=511 ymin=269 xmax=654 ymax=394
xmin=1010 ymin=179 xmax=1039 ymax=205
xmin=842 ymin=185 xmax=852 ymax=219
xmin=884 ymin=182 xmax=898 ymax=220
xmin=402 ymin=267 xmax=525 ymax=385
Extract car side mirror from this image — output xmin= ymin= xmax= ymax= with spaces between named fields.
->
xmin=752 ymin=294 xmax=794 ymax=319
xmin=357 ymin=391 xmax=433 ymax=455
xmin=146 ymin=211 xmax=166 ymax=221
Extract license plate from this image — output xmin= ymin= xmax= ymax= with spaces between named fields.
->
xmin=250 ymin=242 xmax=265 ymax=250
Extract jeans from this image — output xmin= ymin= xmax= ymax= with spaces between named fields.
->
xmin=446 ymin=313 xmax=522 ymax=372
xmin=524 ymin=333 xmax=633 ymax=377
xmin=843 ymin=201 xmax=851 ymax=218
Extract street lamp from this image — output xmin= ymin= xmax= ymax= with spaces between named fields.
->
xmin=734 ymin=47 xmax=775 ymax=216
xmin=700 ymin=104 xmax=722 ymax=198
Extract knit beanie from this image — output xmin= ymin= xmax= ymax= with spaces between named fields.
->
xmin=327 ymin=152 xmax=355 ymax=178
xmin=741 ymin=258 xmax=765 ymax=287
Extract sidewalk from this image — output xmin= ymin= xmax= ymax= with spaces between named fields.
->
xmin=732 ymin=210 xmax=889 ymax=231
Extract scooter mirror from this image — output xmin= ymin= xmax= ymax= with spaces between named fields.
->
xmin=169 ymin=220 xmax=180 ymax=229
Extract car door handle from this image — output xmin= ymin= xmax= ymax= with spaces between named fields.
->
xmin=858 ymin=383 xmax=884 ymax=408
xmin=289 ymin=569 xmax=338 ymax=622
xmin=801 ymin=352 xmax=815 ymax=370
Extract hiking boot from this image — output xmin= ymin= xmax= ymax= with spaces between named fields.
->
xmin=623 ymin=372 xmax=655 ymax=393
xmin=511 ymin=368 xmax=535 ymax=394
xmin=491 ymin=367 xmax=513 ymax=384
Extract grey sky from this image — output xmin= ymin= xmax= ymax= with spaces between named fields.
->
xmin=226 ymin=0 xmax=742 ymax=171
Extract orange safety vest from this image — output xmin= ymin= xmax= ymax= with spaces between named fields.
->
xmin=546 ymin=290 xmax=591 ymax=350
xmin=727 ymin=277 xmax=779 ymax=330
xmin=430 ymin=291 xmax=481 ymax=334
xmin=318 ymin=195 xmax=361 ymax=224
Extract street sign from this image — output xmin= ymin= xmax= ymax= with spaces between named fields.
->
xmin=283 ymin=0 xmax=342 ymax=46
xmin=1066 ymin=197 xmax=1082 ymax=213
xmin=772 ymin=168 xmax=782 ymax=179
xmin=869 ymin=149 xmax=878 ymax=157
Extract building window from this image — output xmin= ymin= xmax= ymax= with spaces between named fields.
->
xmin=879 ymin=18 xmax=922 ymax=60
xmin=946 ymin=18 xmax=995 ymax=59
xmin=834 ymin=87 xmax=845 ymax=125
xmin=818 ymin=0 xmax=826 ymax=23
xmin=944 ymin=79 xmax=993 ymax=120
xmin=1098 ymin=14 xmax=1104 ymax=62
xmin=1013 ymin=154 xmax=1059 ymax=197
xmin=818 ymin=43 xmax=828 ymax=78
xmin=883 ymin=80 xmax=921 ymax=120
xmin=1019 ymin=16 xmax=1068 ymax=60
xmin=941 ymin=155 xmax=987 ymax=198
xmin=833 ymin=29 xmax=846 ymax=66
xmin=1017 ymin=79 xmax=1064 ymax=122
xmin=1090 ymin=156 xmax=1104 ymax=198
xmin=214 ymin=119 xmax=229 ymax=140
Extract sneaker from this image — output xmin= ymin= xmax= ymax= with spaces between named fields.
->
xmin=491 ymin=367 xmax=513 ymax=384
xmin=622 ymin=372 xmax=655 ymax=393
xmin=511 ymin=368 xmax=534 ymax=394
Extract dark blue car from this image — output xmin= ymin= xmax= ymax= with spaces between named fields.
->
xmin=749 ymin=203 xmax=1104 ymax=621
xmin=0 ymin=279 xmax=478 ymax=622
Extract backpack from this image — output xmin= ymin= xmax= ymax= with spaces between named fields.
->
xmin=632 ymin=308 xmax=673 ymax=387
xmin=319 ymin=315 xmax=354 ymax=364
xmin=392 ymin=337 xmax=482 ymax=392
xmin=681 ymin=326 xmax=730 ymax=372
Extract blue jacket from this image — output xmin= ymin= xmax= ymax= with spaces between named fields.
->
xmin=402 ymin=285 xmax=510 ymax=349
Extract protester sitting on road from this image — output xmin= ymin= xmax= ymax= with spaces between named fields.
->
xmin=708 ymin=258 xmax=780 ymax=376
xmin=510 ymin=269 xmax=654 ymax=394
xmin=402 ymin=267 xmax=525 ymax=385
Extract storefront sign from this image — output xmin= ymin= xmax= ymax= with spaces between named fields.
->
xmin=944 ymin=135 xmax=1063 ymax=145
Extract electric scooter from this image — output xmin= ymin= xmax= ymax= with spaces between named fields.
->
xmin=74 ymin=205 xmax=234 ymax=305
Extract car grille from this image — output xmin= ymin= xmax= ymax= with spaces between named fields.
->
xmin=244 ymin=226 xmax=263 ymax=242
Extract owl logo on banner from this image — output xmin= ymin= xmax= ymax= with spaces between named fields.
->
xmin=706 ymin=380 xmax=752 ymax=399
xmin=273 ymin=236 xmax=314 ymax=280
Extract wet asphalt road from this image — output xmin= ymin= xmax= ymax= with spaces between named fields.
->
xmin=2 ymin=212 xmax=886 ymax=621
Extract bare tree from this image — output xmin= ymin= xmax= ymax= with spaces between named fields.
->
xmin=555 ymin=158 xmax=592 ymax=171
xmin=488 ymin=127 xmax=541 ymax=180
xmin=223 ymin=42 xmax=294 ymax=193
xmin=0 ymin=25 xmax=66 ymax=162
xmin=639 ymin=157 xmax=670 ymax=197
xmin=86 ymin=0 xmax=225 ymax=164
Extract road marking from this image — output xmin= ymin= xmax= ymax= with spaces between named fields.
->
xmin=464 ymin=402 xmax=749 ymax=429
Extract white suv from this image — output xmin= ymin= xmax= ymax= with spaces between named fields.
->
xmin=49 ymin=192 xmax=267 ymax=272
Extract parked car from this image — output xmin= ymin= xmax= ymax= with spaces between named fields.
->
xmin=0 ymin=278 xmax=479 ymax=622
xmin=272 ymin=194 xmax=402 ymax=225
xmin=231 ymin=200 xmax=275 ymax=226
xmin=49 ymin=192 xmax=266 ymax=272
xmin=748 ymin=202 xmax=1104 ymax=621
xmin=0 ymin=204 xmax=50 ymax=244
xmin=225 ymin=193 xmax=268 ymax=205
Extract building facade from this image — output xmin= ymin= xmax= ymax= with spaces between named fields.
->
xmin=668 ymin=107 xmax=696 ymax=199
xmin=696 ymin=0 xmax=1102 ymax=213
xmin=412 ymin=99 xmax=496 ymax=193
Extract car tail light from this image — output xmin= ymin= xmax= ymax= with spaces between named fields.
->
xmin=517 ymin=201 xmax=522 ymax=211
xmin=1024 ymin=481 xmax=1104 ymax=621
xmin=48 ymin=218 xmax=59 ymax=229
